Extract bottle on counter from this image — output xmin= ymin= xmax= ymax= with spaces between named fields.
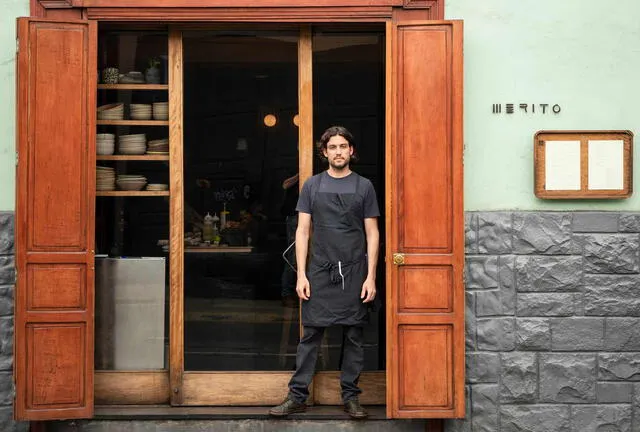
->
xmin=203 ymin=212 xmax=214 ymax=243
xmin=220 ymin=203 xmax=229 ymax=231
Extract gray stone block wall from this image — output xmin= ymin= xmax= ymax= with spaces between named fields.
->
xmin=448 ymin=211 xmax=640 ymax=432
xmin=0 ymin=212 xmax=24 ymax=431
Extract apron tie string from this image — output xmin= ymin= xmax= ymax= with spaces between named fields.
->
xmin=318 ymin=257 xmax=366 ymax=290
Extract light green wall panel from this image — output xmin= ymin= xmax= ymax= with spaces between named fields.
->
xmin=0 ymin=0 xmax=28 ymax=211
xmin=447 ymin=0 xmax=640 ymax=210
xmin=1 ymin=1 xmax=638 ymax=211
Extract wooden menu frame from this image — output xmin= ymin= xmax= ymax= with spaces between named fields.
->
xmin=534 ymin=130 xmax=633 ymax=199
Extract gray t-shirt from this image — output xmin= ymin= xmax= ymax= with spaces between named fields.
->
xmin=296 ymin=171 xmax=380 ymax=218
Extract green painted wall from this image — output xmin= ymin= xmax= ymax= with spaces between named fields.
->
xmin=446 ymin=0 xmax=640 ymax=210
xmin=0 ymin=0 xmax=28 ymax=211
xmin=0 ymin=1 xmax=638 ymax=211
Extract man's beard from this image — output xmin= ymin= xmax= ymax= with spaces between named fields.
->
xmin=329 ymin=156 xmax=350 ymax=170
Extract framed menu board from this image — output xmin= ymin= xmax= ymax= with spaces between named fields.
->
xmin=534 ymin=130 xmax=633 ymax=199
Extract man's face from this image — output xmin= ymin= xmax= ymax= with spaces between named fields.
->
xmin=323 ymin=135 xmax=353 ymax=170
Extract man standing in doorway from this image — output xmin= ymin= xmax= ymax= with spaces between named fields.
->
xmin=269 ymin=126 xmax=380 ymax=419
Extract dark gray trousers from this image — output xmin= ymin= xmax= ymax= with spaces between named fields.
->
xmin=288 ymin=325 xmax=364 ymax=404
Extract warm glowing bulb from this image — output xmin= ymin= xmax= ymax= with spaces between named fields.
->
xmin=293 ymin=114 xmax=299 ymax=127
xmin=263 ymin=114 xmax=277 ymax=127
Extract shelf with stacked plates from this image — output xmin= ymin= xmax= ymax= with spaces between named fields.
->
xmin=96 ymin=97 xmax=170 ymax=197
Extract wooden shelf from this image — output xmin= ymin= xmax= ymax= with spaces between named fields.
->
xmin=98 ymin=84 xmax=168 ymax=90
xmin=96 ymin=191 xmax=170 ymax=197
xmin=97 ymin=155 xmax=169 ymax=161
xmin=97 ymin=120 xmax=169 ymax=126
xmin=185 ymin=246 xmax=253 ymax=254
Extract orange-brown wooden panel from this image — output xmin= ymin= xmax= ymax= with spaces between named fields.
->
xmin=27 ymin=23 xmax=89 ymax=252
xmin=28 ymin=265 xmax=85 ymax=310
xmin=399 ymin=266 xmax=452 ymax=313
xmin=397 ymin=26 xmax=452 ymax=254
xmin=398 ymin=325 xmax=451 ymax=410
xmin=16 ymin=18 xmax=96 ymax=421
xmin=27 ymin=324 xmax=85 ymax=407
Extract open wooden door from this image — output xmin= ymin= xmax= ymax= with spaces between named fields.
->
xmin=386 ymin=20 xmax=464 ymax=418
xmin=15 ymin=18 xmax=97 ymax=420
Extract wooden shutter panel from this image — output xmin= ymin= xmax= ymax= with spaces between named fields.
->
xmin=386 ymin=20 xmax=464 ymax=418
xmin=15 ymin=18 xmax=96 ymax=420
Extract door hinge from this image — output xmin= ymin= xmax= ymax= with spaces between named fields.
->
xmin=16 ymin=38 xmax=19 ymax=55
xmin=15 ymin=152 xmax=18 ymax=167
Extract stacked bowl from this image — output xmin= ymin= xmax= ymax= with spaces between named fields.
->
xmin=116 ymin=175 xmax=147 ymax=191
xmin=96 ymin=133 xmax=115 ymax=155
xmin=118 ymin=134 xmax=146 ymax=155
xmin=147 ymin=138 xmax=169 ymax=154
xmin=97 ymin=103 xmax=124 ymax=120
xmin=146 ymin=183 xmax=169 ymax=191
xmin=130 ymin=103 xmax=152 ymax=120
xmin=153 ymin=102 xmax=169 ymax=120
xmin=96 ymin=166 xmax=116 ymax=191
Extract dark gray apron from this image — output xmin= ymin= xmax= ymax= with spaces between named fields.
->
xmin=302 ymin=173 xmax=368 ymax=327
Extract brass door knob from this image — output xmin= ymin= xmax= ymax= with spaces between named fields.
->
xmin=392 ymin=253 xmax=405 ymax=265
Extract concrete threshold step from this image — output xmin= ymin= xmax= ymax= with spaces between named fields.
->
xmin=43 ymin=406 xmax=441 ymax=432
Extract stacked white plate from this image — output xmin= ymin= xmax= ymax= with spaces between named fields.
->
xmin=130 ymin=103 xmax=152 ymax=120
xmin=96 ymin=166 xmax=116 ymax=191
xmin=153 ymin=102 xmax=169 ymax=120
xmin=118 ymin=134 xmax=146 ymax=155
xmin=116 ymin=175 xmax=147 ymax=191
xmin=146 ymin=184 xmax=169 ymax=191
xmin=96 ymin=133 xmax=115 ymax=155
xmin=147 ymin=138 xmax=169 ymax=154
xmin=97 ymin=103 xmax=124 ymax=120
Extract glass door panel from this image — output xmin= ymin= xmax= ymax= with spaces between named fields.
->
xmin=182 ymin=29 xmax=300 ymax=371
xmin=311 ymin=26 xmax=386 ymax=373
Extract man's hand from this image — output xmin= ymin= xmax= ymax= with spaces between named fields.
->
xmin=297 ymin=276 xmax=311 ymax=301
xmin=361 ymin=278 xmax=376 ymax=303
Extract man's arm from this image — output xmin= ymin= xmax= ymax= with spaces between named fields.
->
xmin=295 ymin=212 xmax=312 ymax=300
xmin=362 ymin=217 xmax=379 ymax=303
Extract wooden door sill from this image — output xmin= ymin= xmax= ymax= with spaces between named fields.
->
xmin=95 ymin=405 xmax=391 ymax=420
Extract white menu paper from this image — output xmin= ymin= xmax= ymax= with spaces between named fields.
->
xmin=545 ymin=140 xmax=581 ymax=190
xmin=588 ymin=140 xmax=624 ymax=190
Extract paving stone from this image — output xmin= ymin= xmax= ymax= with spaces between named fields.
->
xmin=515 ymin=256 xmax=582 ymax=292
xmin=476 ymin=287 xmax=515 ymax=317
xmin=540 ymin=353 xmax=596 ymax=403
xmin=0 ymin=257 xmax=14 ymax=285
xmin=581 ymin=233 xmax=640 ymax=274
xmin=500 ymin=405 xmax=571 ymax=432
xmin=599 ymin=353 xmax=640 ymax=381
xmin=620 ymin=213 xmax=640 ymax=232
xmin=466 ymin=256 xmax=498 ymax=289
xmin=633 ymin=383 xmax=640 ymax=432
xmin=550 ymin=318 xmax=604 ymax=351
xmin=465 ymin=212 xmax=478 ymax=254
xmin=466 ymin=352 xmax=499 ymax=384
xmin=0 ymin=407 xmax=28 ymax=432
xmin=516 ymin=318 xmax=550 ymax=351
xmin=584 ymin=274 xmax=640 ymax=316
xmin=604 ymin=318 xmax=640 ymax=351
xmin=571 ymin=405 xmax=631 ymax=432
xmin=477 ymin=212 xmax=512 ymax=254
xmin=572 ymin=212 xmax=619 ymax=233
xmin=0 ymin=214 xmax=13 ymax=255
xmin=465 ymin=291 xmax=476 ymax=351
xmin=596 ymin=382 xmax=633 ymax=403
xmin=513 ymin=212 xmax=574 ymax=255
xmin=0 ymin=287 xmax=13 ymax=317
xmin=517 ymin=293 xmax=576 ymax=316
xmin=500 ymin=352 xmax=537 ymax=403
xmin=0 ymin=372 xmax=12 ymax=406
xmin=477 ymin=318 xmax=515 ymax=351
xmin=471 ymin=384 xmax=497 ymax=432
xmin=499 ymin=255 xmax=516 ymax=289
xmin=0 ymin=318 xmax=13 ymax=372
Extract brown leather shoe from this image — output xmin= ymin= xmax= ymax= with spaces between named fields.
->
xmin=344 ymin=399 xmax=368 ymax=419
xmin=269 ymin=397 xmax=307 ymax=417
